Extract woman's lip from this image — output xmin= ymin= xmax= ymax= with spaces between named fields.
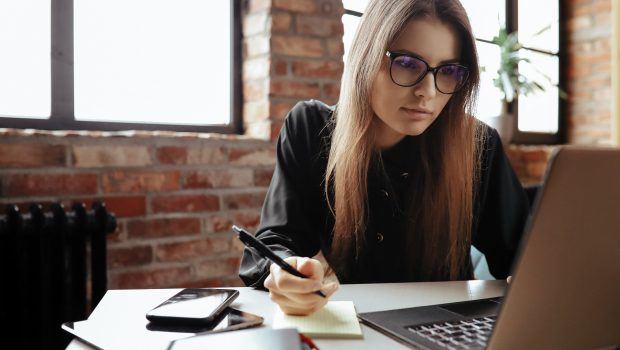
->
xmin=401 ymin=107 xmax=431 ymax=114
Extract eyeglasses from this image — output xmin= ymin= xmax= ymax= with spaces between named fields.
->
xmin=385 ymin=51 xmax=469 ymax=94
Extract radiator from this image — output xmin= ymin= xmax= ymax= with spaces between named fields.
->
xmin=0 ymin=201 xmax=116 ymax=349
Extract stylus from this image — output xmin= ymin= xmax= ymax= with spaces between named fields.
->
xmin=232 ymin=225 xmax=327 ymax=298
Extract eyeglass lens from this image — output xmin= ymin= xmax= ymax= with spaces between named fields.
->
xmin=390 ymin=55 xmax=468 ymax=94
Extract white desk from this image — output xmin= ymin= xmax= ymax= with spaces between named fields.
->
xmin=66 ymin=280 xmax=506 ymax=350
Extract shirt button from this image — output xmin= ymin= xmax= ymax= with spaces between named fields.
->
xmin=376 ymin=232 xmax=384 ymax=243
xmin=401 ymin=172 xmax=409 ymax=179
xmin=380 ymin=189 xmax=389 ymax=198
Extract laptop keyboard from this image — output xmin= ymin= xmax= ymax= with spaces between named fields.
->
xmin=406 ymin=315 xmax=496 ymax=350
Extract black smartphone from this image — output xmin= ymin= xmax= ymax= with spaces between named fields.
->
xmin=145 ymin=307 xmax=264 ymax=334
xmin=145 ymin=288 xmax=239 ymax=326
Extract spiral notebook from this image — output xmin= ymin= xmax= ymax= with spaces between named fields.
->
xmin=272 ymin=301 xmax=363 ymax=339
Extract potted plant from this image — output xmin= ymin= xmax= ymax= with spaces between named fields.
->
xmin=487 ymin=26 xmax=552 ymax=145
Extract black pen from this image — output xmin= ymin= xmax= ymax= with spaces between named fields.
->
xmin=232 ymin=225 xmax=327 ymax=298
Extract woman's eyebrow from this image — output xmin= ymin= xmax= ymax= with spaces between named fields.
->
xmin=391 ymin=48 xmax=461 ymax=65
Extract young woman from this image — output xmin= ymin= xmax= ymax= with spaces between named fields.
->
xmin=239 ymin=0 xmax=530 ymax=315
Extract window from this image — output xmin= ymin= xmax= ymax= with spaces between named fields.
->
xmin=0 ymin=0 xmax=241 ymax=133
xmin=342 ymin=1 xmax=562 ymax=144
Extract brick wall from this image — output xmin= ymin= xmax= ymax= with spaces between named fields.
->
xmin=243 ymin=0 xmax=344 ymax=141
xmin=508 ymin=0 xmax=613 ymax=183
xmin=0 ymin=130 xmax=275 ymax=288
xmin=0 ymin=0 xmax=613 ymax=289
xmin=563 ymin=0 xmax=613 ymax=144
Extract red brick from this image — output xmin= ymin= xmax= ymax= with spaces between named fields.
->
xmin=521 ymin=149 xmax=551 ymax=162
xmin=271 ymin=11 xmax=292 ymax=33
xmin=229 ymin=147 xmax=276 ymax=166
xmin=270 ymin=120 xmax=284 ymax=141
xmin=151 ymin=194 xmax=220 ymax=213
xmin=323 ymin=82 xmax=341 ymax=99
xmin=254 ymin=167 xmax=274 ymax=186
xmin=83 ymin=196 xmax=147 ymax=218
xmin=292 ymin=60 xmax=343 ymax=78
xmin=108 ymin=245 xmax=153 ymax=268
xmin=155 ymin=237 xmax=230 ymax=262
xmin=222 ymin=191 xmax=267 ymax=210
xmin=232 ymin=211 xmax=261 ymax=230
xmin=187 ymin=146 xmax=227 ymax=165
xmin=204 ymin=213 xmax=234 ymax=233
xmin=3 ymin=173 xmax=98 ymax=196
xmin=195 ymin=257 xmax=241 ymax=278
xmin=127 ymin=218 xmax=201 ymax=239
xmin=270 ymin=100 xmax=296 ymax=120
xmin=0 ymin=144 xmax=65 ymax=167
xmin=231 ymin=235 xmax=247 ymax=254
xmin=272 ymin=0 xmax=317 ymax=13
xmin=270 ymin=80 xmax=321 ymax=98
xmin=273 ymin=59 xmax=289 ymax=75
xmin=526 ymin=161 xmax=548 ymax=179
xmin=185 ymin=169 xmax=254 ymax=188
xmin=272 ymin=36 xmax=324 ymax=57
xmin=296 ymin=16 xmax=343 ymax=37
xmin=157 ymin=146 xmax=188 ymax=165
xmin=72 ymin=145 xmax=151 ymax=167
xmin=112 ymin=266 xmax=192 ymax=289
xmin=326 ymin=38 xmax=344 ymax=57
xmin=102 ymin=170 xmax=180 ymax=193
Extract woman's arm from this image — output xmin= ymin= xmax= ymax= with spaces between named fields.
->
xmin=238 ymin=101 xmax=329 ymax=288
xmin=473 ymin=127 xmax=531 ymax=279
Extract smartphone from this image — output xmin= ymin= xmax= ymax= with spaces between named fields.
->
xmin=145 ymin=307 xmax=264 ymax=334
xmin=145 ymin=288 xmax=239 ymax=326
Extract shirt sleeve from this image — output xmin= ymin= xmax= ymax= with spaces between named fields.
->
xmin=473 ymin=128 xmax=531 ymax=279
xmin=238 ymin=102 xmax=325 ymax=289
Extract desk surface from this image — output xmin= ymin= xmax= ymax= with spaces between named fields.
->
xmin=66 ymin=280 xmax=506 ymax=350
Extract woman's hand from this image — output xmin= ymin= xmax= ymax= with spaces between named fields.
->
xmin=264 ymin=256 xmax=339 ymax=315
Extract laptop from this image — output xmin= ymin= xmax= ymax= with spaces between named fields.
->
xmin=358 ymin=146 xmax=620 ymax=350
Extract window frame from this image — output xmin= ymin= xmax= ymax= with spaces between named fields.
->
xmin=0 ymin=0 xmax=243 ymax=134
xmin=508 ymin=0 xmax=564 ymax=144
xmin=342 ymin=0 xmax=564 ymax=145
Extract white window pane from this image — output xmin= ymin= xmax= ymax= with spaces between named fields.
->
xmin=74 ymin=0 xmax=231 ymax=125
xmin=518 ymin=51 xmax=559 ymax=133
xmin=0 ymin=1 xmax=50 ymax=119
xmin=474 ymin=41 xmax=503 ymax=123
xmin=342 ymin=0 xmax=369 ymax=13
xmin=518 ymin=88 xmax=559 ymax=133
xmin=460 ymin=0 xmax=505 ymax=41
xmin=518 ymin=0 xmax=559 ymax=53
xmin=342 ymin=14 xmax=361 ymax=63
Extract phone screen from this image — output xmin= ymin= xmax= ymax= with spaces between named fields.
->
xmin=146 ymin=289 xmax=239 ymax=323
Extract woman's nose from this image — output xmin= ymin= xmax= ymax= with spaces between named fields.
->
xmin=412 ymin=71 xmax=437 ymax=98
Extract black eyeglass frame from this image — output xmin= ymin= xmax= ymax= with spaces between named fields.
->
xmin=385 ymin=51 xmax=469 ymax=94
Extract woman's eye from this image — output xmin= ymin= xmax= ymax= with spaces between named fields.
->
xmin=439 ymin=65 xmax=457 ymax=75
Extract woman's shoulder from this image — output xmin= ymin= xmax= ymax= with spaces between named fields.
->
xmin=476 ymin=120 xmax=503 ymax=152
xmin=284 ymin=99 xmax=334 ymax=134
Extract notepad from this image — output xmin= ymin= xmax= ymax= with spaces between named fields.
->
xmin=272 ymin=301 xmax=363 ymax=339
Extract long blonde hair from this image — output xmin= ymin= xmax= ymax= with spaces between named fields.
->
xmin=325 ymin=0 xmax=482 ymax=281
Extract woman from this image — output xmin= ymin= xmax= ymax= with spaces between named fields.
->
xmin=239 ymin=0 xmax=529 ymax=315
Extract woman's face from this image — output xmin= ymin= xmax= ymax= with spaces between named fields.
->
xmin=371 ymin=17 xmax=462 ymax=149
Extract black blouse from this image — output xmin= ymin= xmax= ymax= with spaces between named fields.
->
xmin=239 ymin=100 xmax=530 ymax=287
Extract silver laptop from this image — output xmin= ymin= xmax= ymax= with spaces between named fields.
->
xmin=358 ymin=146 xmax=620 ymax=350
